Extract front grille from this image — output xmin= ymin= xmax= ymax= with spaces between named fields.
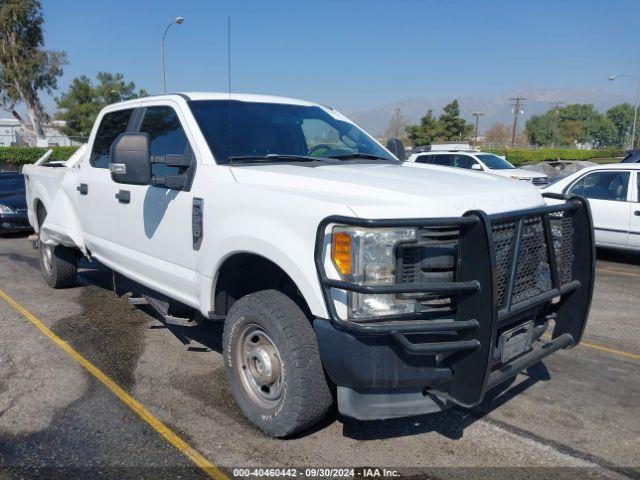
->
xmin=397 ymin=211 xmax=576 ymax=314
xmin=397 ymin=226 xmax=458 ymax=314
xmin=549 ymin=212 xmax=575 ymax=285
xmin=531 ymin=177 xmax=549 ymax=186
xmin=492 ymin=213 xmax=575 ymax=309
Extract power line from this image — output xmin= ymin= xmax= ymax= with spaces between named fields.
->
xmin=549 ymin=100 xmax=565 ymax=111
xmin=509 ymin=97 xmax=525 ymax=147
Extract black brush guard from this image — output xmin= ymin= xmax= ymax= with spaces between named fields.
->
xmin=313 ymin=195 xmax=595 ymax=408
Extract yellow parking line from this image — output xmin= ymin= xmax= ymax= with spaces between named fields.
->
xmin=543 ymin=333 xmax=640 ymax=361
xmin=0 ymin=287 xmax=228 ymax=480
xmin=579 ymin=340 xmax=640 ymax=361
xmin=597 ymin=267 xmax=640 ymax=278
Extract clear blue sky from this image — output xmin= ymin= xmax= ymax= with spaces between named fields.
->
xmin=38 ymin=0 xmax=640 ymax=114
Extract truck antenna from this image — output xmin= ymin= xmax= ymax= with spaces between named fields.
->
xmin=227 ymin=16 xmax=231 ymax=96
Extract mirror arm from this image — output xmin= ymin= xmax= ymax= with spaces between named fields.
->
xmin=151 ymin=154 xmax=192 ymax=167
xmin=151 ymin=175 xmax=186 ymax=190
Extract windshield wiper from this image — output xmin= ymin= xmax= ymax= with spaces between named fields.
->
xmin=228 ymin=154 xmax=330 ymax=164
xmin=326 ymin=153 xmax=397 ymax=162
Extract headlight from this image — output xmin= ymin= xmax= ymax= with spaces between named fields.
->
xmin=332 ymin=226 xmax=416 ymax=319
xmin=0 ymin=204 xmax=14 ymax=214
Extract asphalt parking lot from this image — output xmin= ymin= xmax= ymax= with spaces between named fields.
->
xmin=0 ymin=234 xmax=638 ymax=479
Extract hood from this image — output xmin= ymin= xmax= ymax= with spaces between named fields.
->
xmin=0 ymin=191 xmax=27 ymax=211
xmin=230 ymin=161 xmax=544 ymax=218
xmin=491 ymin=168 xmax=548 ymax=179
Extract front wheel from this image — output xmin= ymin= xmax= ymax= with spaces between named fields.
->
xmin=37 ymin=232 xmax=78 ymax=288
xmin=223 ymin=289 xmax=332 ymax=437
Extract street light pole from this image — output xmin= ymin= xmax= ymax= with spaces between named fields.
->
xmin=161 ymin=17 xmax=185 ymax=93
xmin=633 ymin=78 xmax=639 ymax=149
xmin=609 ymin=74 xmax=639 ymax=149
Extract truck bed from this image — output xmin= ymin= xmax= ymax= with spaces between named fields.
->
xmin=23 ymin=147 xmax=87 ymax=251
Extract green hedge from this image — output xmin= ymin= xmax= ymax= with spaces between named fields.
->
xmin=486 ymin=148 xmax=626 ymax=166
xmin=0 ymin=146 xmax=80 ymax=165
xmin=0 ymin=145 xmax=628 ymax=168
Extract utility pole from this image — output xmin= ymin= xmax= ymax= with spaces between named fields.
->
xmin=509 ymin=97 xmax=525 ymax=147
xmin=472 ymin=112 xmax=486 ymax=144
xmin=394 ymin=106 xmax=401 ymax=138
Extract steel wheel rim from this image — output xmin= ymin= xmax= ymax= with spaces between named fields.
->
xmin=235 ymin=323 xmax=284 ymax=409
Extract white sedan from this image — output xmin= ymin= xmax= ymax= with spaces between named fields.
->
xmin=542 ymin=163 xmax=640 ymax=251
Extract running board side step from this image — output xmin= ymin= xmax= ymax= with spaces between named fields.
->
xmin=127 ymin=293 xmax=202 ymax=327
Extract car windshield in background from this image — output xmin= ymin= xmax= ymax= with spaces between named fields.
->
xmin=188 ymin=100 xmax=396 ymax=165
xmin=476 ymin=154 xmax=515 ymax=170
xmin=0 ymin=174 xmax=25 ymax=194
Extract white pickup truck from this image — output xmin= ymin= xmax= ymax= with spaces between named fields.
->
xmin=23 ymin=93 xmax=595 ymax=437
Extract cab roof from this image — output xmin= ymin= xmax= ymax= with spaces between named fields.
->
xmin=110 ymin=92 xmax=323 ymax=109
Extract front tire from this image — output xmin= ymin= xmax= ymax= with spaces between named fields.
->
xmin=37 ymin=232 xmax=78 ymax=288
xmin=223 ymin=289 xmax=332 ymax=437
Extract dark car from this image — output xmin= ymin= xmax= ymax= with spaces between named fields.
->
xmin=622 ymin=149 xmax=640 ymax=163
xmin=0 ymin=172 xmax=32 ymax=234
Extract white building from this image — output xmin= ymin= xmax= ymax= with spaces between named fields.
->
xmin=0 ymin=118 xmax=84 ymax=147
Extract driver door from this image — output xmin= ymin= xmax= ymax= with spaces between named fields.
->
xmin=112 ymin=103 xmax=200 ymax=305
xmin=566 ymin=170 xmax=631 ymax=247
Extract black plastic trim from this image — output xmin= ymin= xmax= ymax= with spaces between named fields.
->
xmin=313 ymin=197 xmax=595 ymax=407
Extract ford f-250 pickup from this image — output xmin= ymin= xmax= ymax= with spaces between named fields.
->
xmin=23 ymin=93 xmax=595 ymax=437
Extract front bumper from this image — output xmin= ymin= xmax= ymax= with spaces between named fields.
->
xmin=313 ymin=196 xmax=595 ymax=419
xmin=0 ymin=213 xmax=32 ymax=233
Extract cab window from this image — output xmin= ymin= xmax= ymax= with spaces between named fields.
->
xmin=90 ymin=108 xmax=135 ymax=168
xmin=567 ymin=171 xmax=630 ymax=201
xmin=138 ymin=106 xmax=194 ymax=178
xmin=415 ymin=155 xmax=433 ymax=164
xmin=431 ymin=155 xmax=454 ymax=167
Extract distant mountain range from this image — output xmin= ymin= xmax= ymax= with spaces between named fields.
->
xmin=347 ymin=87 xmax=632 ymax=137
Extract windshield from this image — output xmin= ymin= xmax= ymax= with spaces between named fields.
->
xmin=476 ymin=154 xmax=515 ymax=170
xmin=188 ymin=100 xmax=396 ymax=164
xmin=0 ymin=174 xmax=25 ymax=194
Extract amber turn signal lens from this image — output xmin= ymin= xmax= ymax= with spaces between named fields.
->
xmin=332 ymin=232 xmax=352 ymax=276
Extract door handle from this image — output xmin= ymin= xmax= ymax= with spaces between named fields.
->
xmin=115 ymin=190 xmax=130 ymax=204
xmin=76 ymin=183 xmax=88 ymax=195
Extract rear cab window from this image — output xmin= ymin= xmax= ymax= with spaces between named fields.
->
xmin=90 ymin=108 xmax=135 ymax=168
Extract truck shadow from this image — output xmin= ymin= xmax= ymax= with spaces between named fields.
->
xmin=596 ymin=247 xmax=640 ymax=266
xmin=77 ymin=258 xmax=553 ymax=441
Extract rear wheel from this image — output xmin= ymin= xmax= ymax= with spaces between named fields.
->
xmin=38 ymin=232 xmax=77 ymax=288
xmin=223 ymin=289 xmax=332 ymax=437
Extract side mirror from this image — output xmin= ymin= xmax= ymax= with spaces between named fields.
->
xmin=386 ymin=138 xmax=406 ymax=161
xmin=471 ymin=163 xmax=483 ymax=171
xmin=109 ymin=133 xmax=152 ymax=185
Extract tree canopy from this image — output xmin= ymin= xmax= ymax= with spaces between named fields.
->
xmin=606 ymin=103 xmax=635 ymax=148
xmin=525 ymin=103 xmax=624 ymax=148
xmin=55 ymin=72 xmax=147 ymax=137
xmin=405 ymin=100 xmax=473 ymax=146
xmin=0 ymin=0 xmax=66 ymax=139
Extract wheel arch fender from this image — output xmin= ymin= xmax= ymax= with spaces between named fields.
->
xmin=204 ymin=235 xmax=327 ymax=320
